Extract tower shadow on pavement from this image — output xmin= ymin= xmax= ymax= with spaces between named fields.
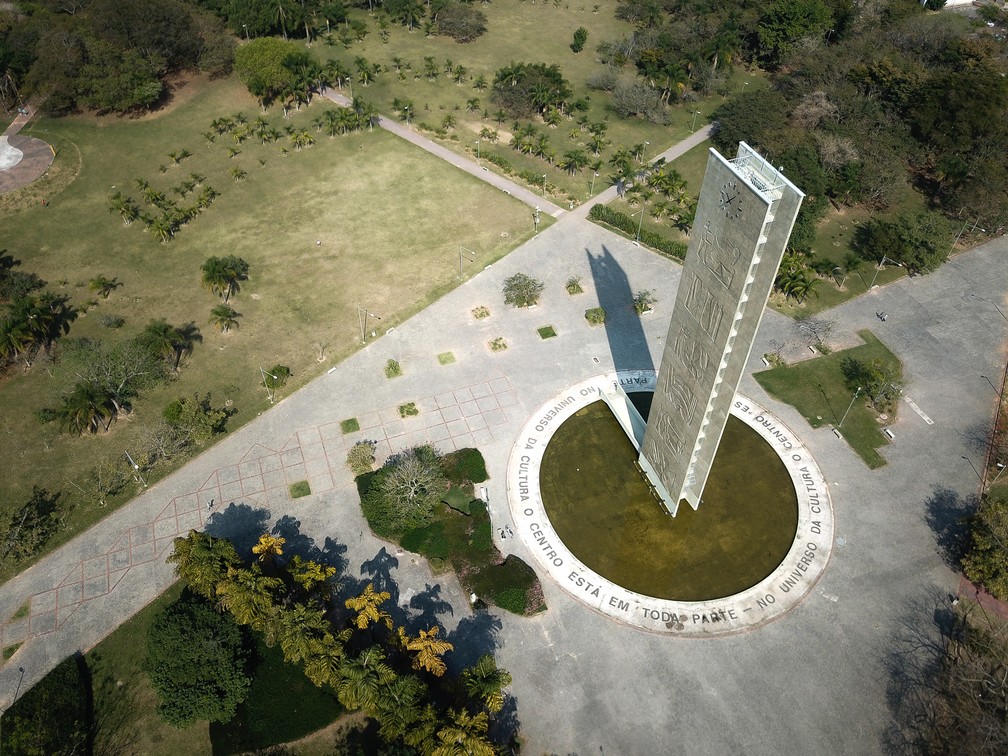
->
xmin=587 ymin=244 xmax=655 ymax=374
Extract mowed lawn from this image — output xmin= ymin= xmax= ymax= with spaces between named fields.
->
xmin=0 ymin=75 xmax=534 ymax=581
xmin=754 ymin=330 xmax=900 ymax=469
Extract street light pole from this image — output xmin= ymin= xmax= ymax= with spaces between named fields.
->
xmin=124 ymin=450 xmax=147 ymax=488
xmin=475 ymin=139 xmax=480 ymax=160
xmin=242 ymin=23 xmax=249 ymax=41
xmin=533 ymin=206 xmax=540 ymax=233
xmin=838 ymin=387 xmax=862 ymax=428
xmin=590 ymin=171 xmax=598 ymax=196
xmin=357 ymin=305 xmax=380 ymax=344
xmin=542 ymin=173 xmax=547 ymax=197
xmin=260 ymin=366 xmax=279 ymax=403
xmin=459 ymin=244 xmax=476 ymax=277
xmin=691 ymin=109 xmax=701 ymax=133
xmin=635 ymin=206 xmax=645 ymax=243
xmin=869 ymin=255 xmax=902 ymax=289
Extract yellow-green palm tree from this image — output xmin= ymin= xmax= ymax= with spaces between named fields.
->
xmin=302 ymin=631 xmax=351 ymax=688
xmin=432 ymin=709 xmax=494 ymax=756
xmin=336 ymin=647 xmax=396 ymax=713
xmin=462 ymin=654 xmax=512 ymax=713
xmin=216 ymin=564 xmax=282 ymax=630
xmin=252 ymin=532 xmax=285 ymax=563
xmin=168 ymin=530 xmax=240 ymax=600
xmin=345 ymin=583 xmax=393 ymax=630
xmin=398 ymin=625 xmax=454 ymax=677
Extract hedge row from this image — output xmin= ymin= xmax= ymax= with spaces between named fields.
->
xmin=588 ymin=204 xmax=688 ymax=260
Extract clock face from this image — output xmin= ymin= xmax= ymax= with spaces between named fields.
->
xmin=719 ymin=180 xmax=743 ymax=220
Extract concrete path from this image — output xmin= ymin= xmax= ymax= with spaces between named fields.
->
xmin=0 ymin=110 xmax=1006 ymax=753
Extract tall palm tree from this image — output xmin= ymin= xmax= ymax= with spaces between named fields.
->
xmin=432 ymin=709 xmax=494 ymax=756
xmin=302 ymin=631 xmax=351 ymax=688
xmin=210 ymin=303 xmax=241 ymax=333
xmin=561 ymin=149 xmax=589 ymax=176
xmin=398 ymin=625 xmax=453 ymax=677
xmin=462 ymin=654 xmax=512 ymax=713
xmin=201 ymin=255 xmax=249 ymax=302
xmin=168 ymin=530 xmax=240 ymax=600
xmin=336 ymin=647 xmax=396 ymax=713
xmin=216 ymin=564 xmax=282 ymax=629
xmin=374 ymin=675 xmax=427 ymax=742
xmin=276 ymin=603 xmax=329 ymax=664
xmin=252 ymin=533 xmax=286 ymax=563
xmin=345 ymin=583 xmax=393 ymax=630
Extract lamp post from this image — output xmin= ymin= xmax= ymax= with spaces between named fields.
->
xmin=590 ymin=171 xmax=598 ymax=196
xmin=459 ymin=244 xmax=476 ymax=277
xmin=356 ymin=306 xmax=381 ymax=344
xmin=838 ymin=387 xmax=862 ymax=428
xmin=475 ymin=139 xmax=480 ymax=160
xmin=869 ymin=255 xmax=902 ymax=289
xmin=124 ymin=450 xmax=147 ymax=488
xmin=533 ymin=206 xmax=540 ymax=233
xmin=242 ymin=23 xmax=249 ymax=41
xmin=691 ymin=110 xmax=701 ymax=133
xmin=741 ymin=80 xmax=749 ymax=95
xmin=542 ymin=173 xmax=547 ymax=197
xmin=260 ymin=366 xmax=279 ymax=403
xmin=988 ymin=462 xmax=1007 ymax=491
xmin=634 ymin=206 xmax=645 ymax=244
xmin=642 ymin=141 xmax=649 ymax=164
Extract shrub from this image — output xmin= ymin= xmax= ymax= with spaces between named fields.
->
xmin=633 ymin=290 xmax=656 ymax=314
xmin=340 ymin=417 xmax=360 ymax=434
xmin=100 ymin=313 xmax=126 ymax=328
xmin=365 ymin=445 xmax=446 ymax=533
xmin=492 ymin=586 xmax=528 ymax=614
xmin=263 ymin=364 xmax=290 ymax=389
xmin=585 ymin=307 xmax=607 ymax=325
xmin=537 ymin=325 xmax=557 ymax=339
xmin=570 ymin=26 xmax=588 ymax=53
xmin=289 ymin=480 xmax=311 ymax=499
xmin=489 ymin=337 xmax=507 ymax=352
xmin=400 ymin=521 xmax=451 ymax=560
xmin=385 ymin=358 xmax=402 ymax=378
xmin=566 ymin=276 xmax=583 ymax=295
xmin=962 ymin=493 xmax=1008 ymax=600
xmin=399 ymin=401 xmax=419 ymax=417
xmin=435 ymin=2 xmax=487 ymax=42
xmin=588 ymin=204 xmax=687 ymax=260
xmin=437 ymin=351 xmax=455 ymax=365
xmin=442 ymin=447 xmax=489 ymax=484
xmin=470 ymin=501 xmax=493 ymax=552
xmin=441 ymin=487 xmax=473 ymax=514
xmin=346 ymin=440 xmax=377 ymax=475
xmin=484 ymin=153 xmax=513 ymax=173
xmin=503 ymin=272 xmax=544 ymax=308
xmin=472 ymin=305 xmax=490 ymax=319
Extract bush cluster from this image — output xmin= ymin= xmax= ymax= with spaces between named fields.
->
xmin=588 ymin=205 xmax=687 ymax=260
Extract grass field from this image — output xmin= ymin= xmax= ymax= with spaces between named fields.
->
xmin=0 ymin=74 xmax=534 ymax=583
xmin=321 ymin=2 xmax=765 ymax=202
xmin=754 ymin=330 xmax=901 ymax=469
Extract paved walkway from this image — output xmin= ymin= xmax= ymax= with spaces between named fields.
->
xmin=0 ymin=105 xmax=54 ymax=194
xmin=0 ymin=111 xmax=1006 ymax=753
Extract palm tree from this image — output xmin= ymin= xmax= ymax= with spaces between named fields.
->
xmin=273 ymin=0 xmax=289 ymax=39
xmin=276 ymin=603 xmax=329 ymax=664
xmin=88 ymin=274 xmax=122 ymax=299
xmin=210 ymin=303 xmax=241 ymax=333
xmin=216 ymin=564 xmax=282 ymax=629
xmin=201 ymin=256 xmax=249 ymax=302
xmin=167 ymin=530 xmax=240 ymax=600
xmin=56 ymin=381 xmax=117 ymax=435
xmin=336 ymin=647 xmax=396 ymax=713
xmin=345 ymin=583 xmax=393 ymax=630
xmin=398 ymin=625 xmax=454 ymax=677
xmin=466 ymin=97 xmax=481 ymax=113
xmin=462 ymin=655 xmax=512 ymax=713
xmin=561 ymin=149 xmax=589 ymax=176
xmin=252 ymin=533 xmax=286 ymax=563
xmin=495 ymin=61 xmax=523 ymax=89
xmin=432 ymin=709 xmax=494 ymax=756
xmin=302 ymin=631 xmax=351 ymax=687
xmin=374 ymin=675 xmax=427 ymax=742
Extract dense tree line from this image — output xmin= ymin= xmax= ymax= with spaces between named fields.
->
xmin=167 ymin=529 xmax=513 ymax=753
xmin=0 ymin=0 xmax=235 ymax=114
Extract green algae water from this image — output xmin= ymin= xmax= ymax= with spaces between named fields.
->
xmin=540 ymin=395 xmax=798 ymax=601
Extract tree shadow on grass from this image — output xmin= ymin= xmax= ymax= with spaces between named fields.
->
xmin=922 ymin=485 xmax=976 ymax=570
xmin=205 ymin=502 xmax=271 ymax=561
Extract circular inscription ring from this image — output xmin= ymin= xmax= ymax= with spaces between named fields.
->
xmin=506 ymin=370 xmax=833 ymax=636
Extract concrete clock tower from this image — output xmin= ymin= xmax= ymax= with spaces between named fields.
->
xmin=638 ymin=142 xmax=804 ymax=515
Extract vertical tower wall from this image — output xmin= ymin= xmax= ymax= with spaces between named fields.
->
xmin=639 ymin=143 xmax=804 ymax=515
